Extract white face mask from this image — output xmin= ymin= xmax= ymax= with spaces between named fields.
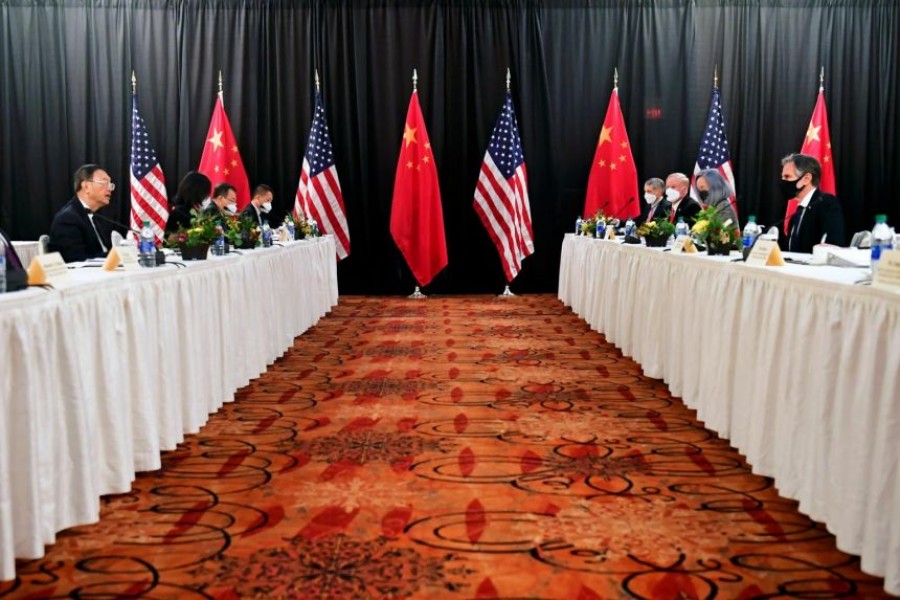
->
xmin=200 ymin=198 xmax=211 ymax=209
xmin=261 ymin=201 xmax=272 ymax=213
xmin=665 ymin=187 xmax=681 ymax=202
xmin=226 ymin=202 xmax=238 ymax=214
xmin=644 ymin=192 xmax=657 ymax=204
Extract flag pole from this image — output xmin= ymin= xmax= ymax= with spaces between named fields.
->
xmin=819 ymin=65 xmax=824 ymax=92
xmin=131 ymin=70 xmax=136 ymax=94
xmin=408 ymin=67 xmax=426 ymax=300
xmin=315 ymin=68 xmax=321 ymax=93
xmin=218 ymin=69 xmax=224 ymax=105
xmin=713 ymin=64 xmax=719 ymax=88
xmin=614 ymin=66 xmax=618 ymax=90
xmin=499 ymin=66 xmax=516 ymax=299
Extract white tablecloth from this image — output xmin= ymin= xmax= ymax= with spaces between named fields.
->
xmin=558 ymin=234 xmax=900 ymax=597
xmin=0 ymin=237 xmax=338 ymax=581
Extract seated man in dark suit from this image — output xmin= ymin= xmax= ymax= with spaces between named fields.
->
xmin=201 ymin=182 xmax=238 ymax=222
xmin=240 ymin=184 xmax=274 ymax=226
xmin=0 ymin=225 xmax=28 ymax=291
xmin=780 ymin=153 xmax=845 ymax=253
xmin=665 ymin=172 xmax=702 ymax=225
xmin=636 ymin=177 xmax=671 ymax=226
xmin=48 ymin=164 xmax=116 ymax=262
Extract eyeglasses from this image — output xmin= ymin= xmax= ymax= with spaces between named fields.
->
xmin=90 ymin=180 xmax=116 ymax=191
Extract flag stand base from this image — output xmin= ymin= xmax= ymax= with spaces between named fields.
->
xmin=498 ymin=285 xmax=515 ymax=298
xmin=408 ymin=286 xmax=427 ymax=299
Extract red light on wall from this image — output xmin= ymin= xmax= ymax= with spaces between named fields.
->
xmin=645 ymin=107 xmax=663 ymax=120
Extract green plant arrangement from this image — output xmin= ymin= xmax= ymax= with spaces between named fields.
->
xmin=224 ymin=215 xmax=260 ymax=249
xmin=165 ymin=209 xmax=220 ymax=259
xmin=580 ymin=211 xmax=614 ymax=237
xmin=637 ymin=218 xmax=676 ymax=247
xmin=691 ymin=205 xmax=741 ymax=255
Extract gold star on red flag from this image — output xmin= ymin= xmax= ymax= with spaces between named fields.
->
xmin=403 ymin=124 xmax=417 ymax=148
xmin=207 ymin=129 xmax=224 ymax=151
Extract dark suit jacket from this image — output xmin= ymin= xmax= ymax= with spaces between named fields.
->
xmin=636 ymin=199 xmax=672 ymax=227
xmin=786 ymin=189 xmax=845 ymax=253
xmin=670 ymin=197 xmax=702 ymax=225
xmin=166 ymin=204 xmax=194 ymax=233
xmin=240 ymin=204 xmax=263 ymax=226
xmin=0 ymin=226 xmax=28 ymax=291
xmin=48 ymin=197 xmax=111 ymax=263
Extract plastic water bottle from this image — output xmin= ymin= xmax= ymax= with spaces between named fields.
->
xmin=675 ymin=217 xmax=689 ymax=239
xmin=285 ymin=217 xmax=295 ymax=241
xmin=595 ymin=219 xmax=606 ymax=239
xmin=0 ymin=242 xmax=6 ymax=294
xmin=311 ymin=219 xmax=320 ymax=236
xmin=871 ymin=214 xmax=893 ymax=274
xmin=624 ymin=217 xmax=635 ymax=238
xmin=213 ymin=223 xmax=225 ymax=256
xmin=262 ymin=220 xmax=273 ymax=247
xmin=575 ymin=218 xmax=582 ymax=235
xmin=138 ymin=220 xmax=156 ymax=267
xmin=742 ymin=215 xmax=761 ymax=250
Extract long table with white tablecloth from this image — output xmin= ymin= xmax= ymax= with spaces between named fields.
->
xmin=558 ymin=234 xmax=900 ymax=597
xmin=0 ymin=237 xmax=338 ymax=581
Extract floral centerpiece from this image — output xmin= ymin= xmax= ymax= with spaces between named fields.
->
xmin=224 ymin=215 xmax=260 ymax=249
xmin=296 ymin=217 xmax=321 ymax=240
xmin=580 ymin=211 xmax=615 ymax=238
xmin=637 ymin=218 xmax=675 ymax=247
xmin=691 ymin=205 xmax=740 ymax=255
xmin=166 ymin=209 xmax=220 ymax=260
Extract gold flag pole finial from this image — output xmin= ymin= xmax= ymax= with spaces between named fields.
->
xmin=819 ymin=66 xmax=825 ymax=92
xmin=614 ymin=66 xmax=619 ymax=89
xmin=506 ymin=67 xmax=511 ymax=92
xmin=218 ymin=70 xmax=223 ymax=94
xmin=315 ymin=69 xmax=321 ymax=93
xmin=714 ymin=64 xmax=719 ymax=88
xmin=412 ymin=68 xmax=418 ymax=92
xmin=131 ymin=70 xmax=136 ymax=94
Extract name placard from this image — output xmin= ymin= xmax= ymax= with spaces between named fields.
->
xmin=27 ymin=252 xmax=72 ymax=287
xmin=671 ymin=237 xmax=698 ymax=254
xmin=103 ymin=246 xmax=140 ymax=271
xmin=746 ymin=239 xmax=786 ymax=267
xmin=604 ymin=226 xmax=616 ymax=240
xmin=873 ymin=249 xmax=900 ymax=291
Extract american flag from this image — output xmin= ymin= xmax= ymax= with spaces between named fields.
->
xmin=691 ymin=86 xmax=738 ymax=217
xmin=295 ymin=92 xmax=349 ymax=259
xmin=473 ymin=92 xmax=534 ymax=282
xmin=129 ymin=93 xmax=168 ymax=241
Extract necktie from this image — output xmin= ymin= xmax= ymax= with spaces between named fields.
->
xmin=788 ymin=205 xmax=806 ymax=252
xmin=647 ymin=204 xmax=656 ymax=222
xmin=87 ymin=213 xmax=108 ymax=253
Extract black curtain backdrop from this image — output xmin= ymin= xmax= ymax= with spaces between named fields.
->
xmin=1 ymin=0 xmax=898 ymax=294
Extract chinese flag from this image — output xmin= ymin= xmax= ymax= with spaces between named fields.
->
xmin=784 ymin=89 xmax=836 ymax=233
xmin=583 ymin=88 xmax=639 ymax=220
xmin=199 ymin=94 xmax=251 ymax=209
xmin=389 ymin=91 xmax=448 ymax=287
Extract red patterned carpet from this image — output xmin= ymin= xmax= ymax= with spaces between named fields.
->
xmin=3 ymin=295 xmax=888 ymax=599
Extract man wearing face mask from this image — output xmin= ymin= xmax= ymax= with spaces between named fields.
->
xmin=202 ymin=182 xmax=238 ymax=221
xmin=780 ymin=153 xmax=844 ymax=253
xmin=240 ymin=184 xmax=274 ymax=226
xmin=665 ymin=172 xmax=702 ymax=225
xmin=636 ymin=177 xmax=671 ymax=226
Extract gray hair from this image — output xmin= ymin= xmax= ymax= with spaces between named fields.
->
xmin=696 ymin=169 xmax=733 ymax=206
xmin=643 ymin=177 xmax=665 ymax=192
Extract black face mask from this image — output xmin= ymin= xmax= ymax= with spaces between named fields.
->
xmin=698 ymin=190 xmax=710 ymax=203
xmin=778 ymin=177 xmax=806 ymax=200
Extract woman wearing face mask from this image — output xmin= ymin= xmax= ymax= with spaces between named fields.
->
xmin=636 ymin=177 xmax=671 ymax=226
xmin=695 ymin=169 xmax=739 ymax=228
xmin=166 ymin=171 xmax=212 ymax=233
xmin=202 ymin=182 xmax=239 ymax=221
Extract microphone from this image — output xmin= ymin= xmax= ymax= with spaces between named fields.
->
xmin=91 ymin=212 xmax=140 ymax=235
xmin=38 ymin=234 xmax=50 ymax=255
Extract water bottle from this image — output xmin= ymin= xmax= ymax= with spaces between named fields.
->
xmin=262 ymin=220 xmax=273 ymax=247
xmin=213 ymin=222 xmax=225 ymax=256
xmin=624 ymin=217 xmax=635 ymax=238
xmin=675 ymin=217 xmax=689 ymax=239
xmin=0 ymin=242 xmax=6 ymax=294
xmin=575 ymin=218 xmax=583 ymax=235
xmin=871 ymin=214 xmax=893 ymax=274
xmin=285 ymin=217 xmax=295 ymax=241
xmin=311 ymin=219 xmax=320 ymax=236
xmin=138 ymin=220 xmax=156 ymax=267
xmin=595 ymin=219 xmax=606 ymax=239
xmin=742 ymin=215 xmax=761 ymax=250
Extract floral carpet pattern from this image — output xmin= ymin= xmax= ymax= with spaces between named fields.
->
xmin=3 ymin=295 xmax=888 ymax=599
